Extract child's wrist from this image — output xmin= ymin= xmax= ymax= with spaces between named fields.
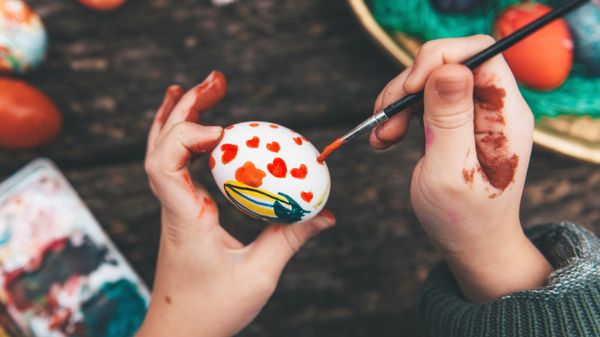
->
xmin=442 ymin=227 xmax=553 ymax=303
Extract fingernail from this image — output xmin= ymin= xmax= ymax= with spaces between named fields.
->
xmin=206 ymin=126 xmax=223 ymax=135
xmin=319 ymin=209 xmax=336 ymax=224
xmin=436 ymin=78 xmax=468 ymax=101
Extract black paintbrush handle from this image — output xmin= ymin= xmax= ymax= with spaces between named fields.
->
xmin=383 ymin=0 xmax=588 ymax=118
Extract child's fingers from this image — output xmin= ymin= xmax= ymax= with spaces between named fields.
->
xmin=159 ymin=71 xmax=227 ymax=141
xmin=247 ymin=210 xmax=336 ymax=280
xmin=403 ymin=35 xmax=496 ymax=93
xmin=145 ymin=122 xmax=223 ymax=221
xmin=369 ymin=69 xmax=417 ymax=150
xmin=421 ymin=64 xmax=476 ymax=182
xmin=147 ymin=85 xmax=185 ymax=157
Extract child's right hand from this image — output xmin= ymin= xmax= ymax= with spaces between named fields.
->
xmin=371 ymin=35 xmax=553 ymax=302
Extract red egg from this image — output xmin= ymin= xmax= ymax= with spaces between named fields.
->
xmin=494 ymin=3 xmax=573 ymax=91
xmin=0 ymin=78 xmax=62 ymax=149
xmin=78 ymin=0 xmax=125 ymax=11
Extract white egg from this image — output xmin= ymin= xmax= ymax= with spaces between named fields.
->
xmin=0 ymin=0 xmax=47 ymax=74
xmin=210 ymin=121 xmax=330 ymax=224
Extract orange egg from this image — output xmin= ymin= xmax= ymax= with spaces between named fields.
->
xmin=78 ymin=0 xmax=125 ymax=11
xmin=494 ymin=3 xmax=573 ymax=91
xmin=0 ymin=78 xmax=62 ymax=149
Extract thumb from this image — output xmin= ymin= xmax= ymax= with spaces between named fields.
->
xmin=422 ymin=64 xmax=476 ymax=178
xmin=247 ymin=210 xmax=336 ymax=279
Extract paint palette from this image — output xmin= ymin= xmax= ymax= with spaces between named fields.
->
xmin=0 ymin=159 xmax=148 ymax=337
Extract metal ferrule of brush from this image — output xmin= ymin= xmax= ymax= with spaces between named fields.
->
xmin=341 ymin=111 xmax=389 ymax=142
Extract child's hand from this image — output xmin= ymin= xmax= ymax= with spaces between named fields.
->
xmin=371 ymin=35 xmax=552 ymax=302
xmin=137 ymin=71 xmax=336 ymax=337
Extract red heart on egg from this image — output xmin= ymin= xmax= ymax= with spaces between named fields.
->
xmin=290 ymin=164 xmax=307 ymax=179
xmin=301 ymin=192 xmax=313 ymax=203
xmin=267 ymin=158 xmax=287 ymax=178
xmin=220 ymin=144 xmax=238 ymax=165
xmin=246 ymin=136 xmax=259 ymax=148
xmin=266 ymin=141 xmax=281 ymax=153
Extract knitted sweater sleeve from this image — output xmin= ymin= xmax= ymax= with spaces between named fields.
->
xmin=417 ymin=222 xmax=600 ymax=337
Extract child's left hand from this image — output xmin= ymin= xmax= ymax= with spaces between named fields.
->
xmin=136 ymin=71 xmax=336 ymax=337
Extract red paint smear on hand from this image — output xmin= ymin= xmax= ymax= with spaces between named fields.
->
xmin=246 ymin=136 xmax=260 ymax=148
xmin=293 ymin=137 xmax=303 ymax=145
xmin=235 ymin=161 xmax=266 ymax=187
xmin=209 ymin=154 xmax=216 ymax=169
xmin=181 ymin=171 xmax=197 ymax=196
xmin=474 ymin=85 xmax=506 ymax=111
xmin=266 ymin=141 xmax=280 ymax=153
xmin=290 ymin=164 xmax=307 ymax=179
xmin=424 ymin=125 xmax=434 ymax=147
xmin=220 ymin=144 xmax=238 ymax=164
xmin=190 ymin=71 xmax=227 ymax=115
xmin=301 ymin=191 xmax=314 ymax=203
xmin=462 ymin=168 xmax=475 ymax=187
xmin=267 ymin=158 xmax=287 ymax=178
xmin=317 ymin=138 xmax=344 ymax=163
xmin=476 ymin=132 xmax=519 ymax=191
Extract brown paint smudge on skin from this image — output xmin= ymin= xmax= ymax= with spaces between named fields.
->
xmin=220 ymin=144 xmax=238 ymax=164
xmin=235 ymin=161 xmax=266 ymax=187
xmin=475 ymin=132 xmax=519 ymax=191
xmin=301 ymin=191 xmax=314 ymax=203
xmin=318 ymin=138 xmax=344 ymax=163
xmin=290 ymin=164 xmax=307 ymax=179
xmin=190 ymin=71 xmax=227 ymax=119
xmin=266 ymin=141 xmax=280 ymax=153
xmin=462 ymin=168 xmax=475 ymax=187
xmin=474 ymin=85 xmax=506 ymax=111
xmin=165 ymin=296 xmax=172 ymax=304
xmin=246 ymin=136 xmax=259 ymax=148
xmin=473 ymin=84 xmax=518 ymax=194
xmin=267 ymin=157 xmax=287 ymax=178
xmin=293 ymin=137 xmax=303 ymax=145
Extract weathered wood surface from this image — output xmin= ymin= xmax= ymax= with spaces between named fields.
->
xmin=1 ymin=1 xmax=599 ymax=336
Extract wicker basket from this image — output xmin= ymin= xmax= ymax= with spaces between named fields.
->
xmin=348 ymin=0 xmax=600 ymax=163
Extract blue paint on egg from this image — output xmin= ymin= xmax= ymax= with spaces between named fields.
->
xmin=566 ymin=3 xmax=600 ymax=75
xmin=0 ymin=0 xmax=48 ymax=74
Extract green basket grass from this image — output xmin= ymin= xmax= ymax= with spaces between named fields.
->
xmin=370 ymin=0 xmax=600 ymax=118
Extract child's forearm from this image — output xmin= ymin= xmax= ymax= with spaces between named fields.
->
xmin=443 ymin=225 xmax=553 ymax=303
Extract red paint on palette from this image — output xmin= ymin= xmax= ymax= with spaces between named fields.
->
xmin=246 ymin=136 xmax=260 ymax=148
xmin=209 ymin=155 xmax=216 ymax=170
xmin=249 ymin=123 xmax=259 ymax=127
xmin=267 ymin=158 xmax=287 ymax=178
xmin=301 ymin=191 xmax=313 ymax=203
xmin=235 ymin=161 xmax=266 ymax=187
xmin=220 ymin=144 xmax=238 ymax=164
xmin=290 ymin=164 xmax=307 ymax=179
xmin=266 ymin=141 xmax=280 ymax=153
xmin=293 ymin=137 xmax=303 ymax=145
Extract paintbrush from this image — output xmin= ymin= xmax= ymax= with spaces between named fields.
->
xmin=318 ymin=0 xmax=591 ymax=162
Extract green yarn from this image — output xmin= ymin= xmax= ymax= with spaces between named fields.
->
xmin=370 ymin=0 xmax=600 ymax=118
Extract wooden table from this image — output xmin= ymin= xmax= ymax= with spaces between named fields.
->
xmin=1 ymin=1 xmax=599 ymax=336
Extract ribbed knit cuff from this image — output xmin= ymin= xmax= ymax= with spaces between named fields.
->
xmin=417 ymin=222 xmax=600 ymax=337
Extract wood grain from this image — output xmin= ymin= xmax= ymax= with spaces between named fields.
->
xmin=0 ymin=1 xmax=598 ymax=336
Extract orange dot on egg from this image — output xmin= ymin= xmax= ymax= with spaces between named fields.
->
xmin=301 ymin=191 xmax=314 ymax=203
xmin=209 ymin=154 xmax=216 ymax=169
xmin=249 ymin=123 xmax=259 ymax=127
xmin=293 ymin=137 xmax=303 ymax=145
xmin=269 ymin=124 xmax=279 ymax=129
xmin=79 ymin=0 xmax=126 ymax=11
xmin=246 ymin=136 xmax=260 ymax=148
xmin=267 ymin=158 xmax=287 ymax=178
xmin=266 ymin=141 xmax=280 ymax=153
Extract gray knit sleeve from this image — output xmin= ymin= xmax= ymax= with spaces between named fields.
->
xmin=417 ymin=222 xmax=600 ymax=337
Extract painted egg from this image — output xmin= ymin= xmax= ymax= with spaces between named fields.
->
xmin=78 ymin=0 xmax=126 ymax=11
xmin=0 ymin=78 xmax=62 ymax=149
xmin=566 ymin=3 xmax=600 ymax=75
xmin=495 ymin=3 xmax=573 ymax=90
xmin=0 ymin=0 xmax=47 ymax=74
xmin=210 ymin=122 xmax=330 ymax=224
xmin=429 ymin=0 xmax=487 ymax=13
